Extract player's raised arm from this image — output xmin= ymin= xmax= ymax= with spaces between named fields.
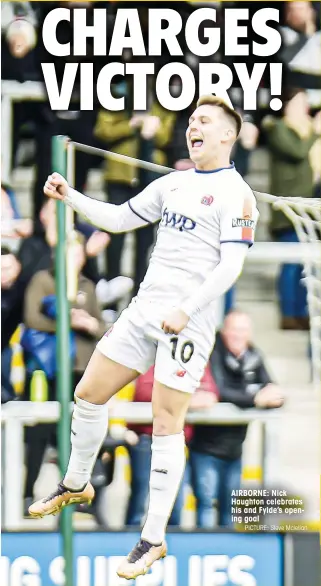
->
xmin=43 ymin=172 xmax=165 ymax=234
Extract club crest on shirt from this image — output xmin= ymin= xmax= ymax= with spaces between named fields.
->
xmin=232 ymin=218 xmax=255 ymax=228
xmin=201 ymin=195 xmax=214 ymax=206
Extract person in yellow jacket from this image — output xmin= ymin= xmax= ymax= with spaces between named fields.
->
xmin=95 ymin=99 xmax=176 ymax=305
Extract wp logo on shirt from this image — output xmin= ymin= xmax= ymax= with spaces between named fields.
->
xmin=161 ymin=207 xmax=196 ymax=232
xmin=232 ymin=218 xmax=255 ymax=228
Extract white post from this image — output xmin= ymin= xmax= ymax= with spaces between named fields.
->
xmin=4 ymin=418 xmax=25 ymax=529
xmin=1 ymin=95 xmax=13 ymax=183
xmin=66 ymin=140 xmax=75 ymax=232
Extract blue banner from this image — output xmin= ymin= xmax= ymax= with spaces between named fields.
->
xmin=1 ymin=531 xmax=283 ymax=586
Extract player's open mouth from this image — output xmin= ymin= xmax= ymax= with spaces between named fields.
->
xmin=190 ymin=136 xmax=203 ymax=149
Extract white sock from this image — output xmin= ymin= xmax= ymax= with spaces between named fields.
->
xmin=141 ymin=432 xmax=186 ymax=545
xmin=63 ymin=396 xmax=108 ymax=490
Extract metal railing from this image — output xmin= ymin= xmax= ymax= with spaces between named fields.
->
xmin=1 ymin=400 xmax=281 ymax=530
xmin=1 ymin=81 xmax=273 ymax=183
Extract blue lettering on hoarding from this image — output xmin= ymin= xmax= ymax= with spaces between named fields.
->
xmin=1 ymin=532 xmax=283 ymax=586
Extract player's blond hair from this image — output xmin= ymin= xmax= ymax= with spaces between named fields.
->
xmin=196 ymin=95 xmax=243 ymax=137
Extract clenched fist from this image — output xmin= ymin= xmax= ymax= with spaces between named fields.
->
xmin=44 ymin=173 xmax=69 ymax=201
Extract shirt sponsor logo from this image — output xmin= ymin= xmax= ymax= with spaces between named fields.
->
xmin=201 ymin=195 xmax=214 ymax=206
xmin=232 ymin=218 xmax=255 ymax=228
xmin=161 ymin=207 xmax=196 ymax=232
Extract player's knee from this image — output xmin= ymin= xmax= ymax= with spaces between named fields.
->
xmin=74 ymin=380 xmax=96 ymax=404
xmin=74 ymin=380 xmax=110 ymax=405
xmin=153 ymin=408 xmax=184 ymax=435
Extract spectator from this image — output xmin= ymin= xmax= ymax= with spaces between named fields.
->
xmin=16 ymin=199 xmax=130 ymax=331
xmin=190 ymin=310 xmax=284 ymax=528
xmin=1 ymin=247 xmax=23 ymax=403
xmin=1 ymin=184 xmax=32 ymax=241
xmin=18 ymin=198 xmax=110 ymax=285
xmin=2 ymin=1 xmax=107 ymax=218
xmin=2 ymin=2 xmax=37 ymax=59
xmin=263 ymin=88 xmax=321 ymax=330
xmin=17 ymin=199 xmax=64 ymax=284
xmin=165 ymin=83 xmax=196 ymax=171
xmin=280 ymin=1 xmax=321 ymax=90
xmin=232 ymin=114 xmax=259 ymax=178
xmin=2 ymin=1 xmax=54 ymax=218
xmin=1 ymin=182 xmax=33 ymax=404
xmin=22 ymin=233 xmax=106 ymax=513
xmin=94 ymin=96 xmax=176 ymax=303
xmin=309 ymin=118 xmax=321 ymax=193
xmin=125 ymin=364 xmax=218 ymax=527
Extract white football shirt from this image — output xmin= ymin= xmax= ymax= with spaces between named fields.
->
xmin=66 ymin=163 xmax=259 ymax=335
xmin=129 ymin=164 xmax=259 ymax=311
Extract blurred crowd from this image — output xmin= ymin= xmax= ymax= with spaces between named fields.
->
xmin=1 ymin=1 xmax=320 ymax=528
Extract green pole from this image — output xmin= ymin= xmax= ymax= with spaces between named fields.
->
xmin=52 ymin=135 xmax=74 ymax=586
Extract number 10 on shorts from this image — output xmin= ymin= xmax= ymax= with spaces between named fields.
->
xmin=170 ymin=336 xmax=194 ymax=364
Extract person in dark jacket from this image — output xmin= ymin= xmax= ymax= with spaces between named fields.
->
xmin=19 ymin=198 xmax=110 ymax=286
xmin=190 ymin=310 xmax=284 ymax=528
xmin=263 ymin=88 xmax=321 ymax=330
xmin=1 ymin=247 xmax=24 ymax=403
xmin=2 ymin=1 xmax=108 ymax=218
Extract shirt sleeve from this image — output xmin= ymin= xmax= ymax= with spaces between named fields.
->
xmin=219 ymin=187 xmax=259 ymax=247
xmin=127 ymin=174 xmax=168 ymax=224
xmin=65 ymin=175 xmax=166 ymax=233
xmin=180 ymin=241 xmax=249 ymax=317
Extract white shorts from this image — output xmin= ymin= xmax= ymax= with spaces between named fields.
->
xmin=96 ymin=298 xmax=215 ymax=393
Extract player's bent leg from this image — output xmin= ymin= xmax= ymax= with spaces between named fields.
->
xmin=151 ymin=378 xmax=192 ymax=435
xmin=29 ymin=350 xmax=139 ymax=519
xmin=75 ymin=348 xmax=140 ymax=405
xmin=117 ymin=381 xmax=190 ymax=580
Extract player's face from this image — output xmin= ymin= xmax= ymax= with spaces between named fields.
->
xmin=186 ymin=105 xmax=227 ymax=166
